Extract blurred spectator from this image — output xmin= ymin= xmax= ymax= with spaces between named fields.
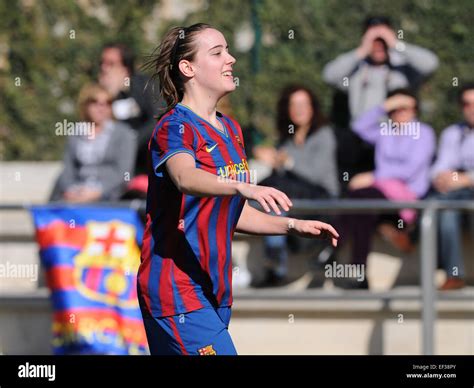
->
xmin=50 ymin=84 xmax=136 ymax=202
xmin=323 ymin=16 xmax=438 ymax=120
xmin=254 ymin=85 xmax=340 ymax=287
xmin=323 ymin=16 xmax=439 ymax=192
xmin=334 ymin=89 xmax=436 ymax=289
xmin=99 ymin=43 xmax=164 ymax=176
xmin=430 ymin=83 xmax=474 ymax=290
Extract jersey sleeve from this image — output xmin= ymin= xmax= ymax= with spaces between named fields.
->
xmin=151 ymin=119 xmax=196 ymax=173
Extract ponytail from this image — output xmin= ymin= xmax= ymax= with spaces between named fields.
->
xmin=143 ymin=23 xmax=212 ymax=112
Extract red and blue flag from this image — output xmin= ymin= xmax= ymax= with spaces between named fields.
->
xmin=31 ymin=205 xmax=148 ymax=355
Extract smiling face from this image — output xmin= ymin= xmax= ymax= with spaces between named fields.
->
xmin=288 ymin=90 xmax=314 ymax=128
xmin=86 ymin=90 xmax=112 ymax=125
xmin=180 ymin=28 xmax=236 ymax=99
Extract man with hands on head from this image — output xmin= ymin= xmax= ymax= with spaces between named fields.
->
xmin=323 ymin=15 xmax=439 ymax=121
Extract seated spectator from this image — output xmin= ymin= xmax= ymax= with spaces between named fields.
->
xmin=99 ymin=43 xmax=164 ymax=177
xmin=430 ymin=83 xmax=474 ymax=290
xmin=334 ymin=89 xmax=436 ymax=289
xmin=254 ymin=85 xmax=340 ymax=287
xmin=323 ymin=16 xmax=439 ymax=193
xmin=323 ymin=15 xmax=439 ymax=121
xmin=50 ymin=84 xmax=136 ymax=202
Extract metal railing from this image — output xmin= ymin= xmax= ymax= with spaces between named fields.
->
xmin=284 ymin=199 xmax=474 ymax=355
xmin=1 ymin=198 xmax=473 ymax=355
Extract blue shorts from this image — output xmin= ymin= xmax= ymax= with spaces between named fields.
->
xmin=142 ymin=306 xmax=237 ymax=355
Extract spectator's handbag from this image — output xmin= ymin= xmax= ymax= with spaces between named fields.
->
xmin=260 ymin=169 xmax=331 ymax=254
xmin=260 ymin=169 xmax=330 ymax=199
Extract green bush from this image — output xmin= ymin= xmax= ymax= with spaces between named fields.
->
xmin=1 ymin=0 xmax=472 ymax=160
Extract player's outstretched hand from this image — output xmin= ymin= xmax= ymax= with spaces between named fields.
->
xmin=290 ymin=219 xmax=339 ymax=247
xmin=237 ymin=184 xmax=292 ymax=215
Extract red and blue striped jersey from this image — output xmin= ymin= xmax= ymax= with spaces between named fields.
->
xmin=138 ymin=103 xmax=250 ymax=318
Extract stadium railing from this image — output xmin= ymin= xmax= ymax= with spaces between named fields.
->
xmin=0 ymin=198 xmax=473 ymax=355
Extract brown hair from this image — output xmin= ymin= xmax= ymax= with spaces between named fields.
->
xmin=276 ymin=84 xmax=328 ymax=146
xmin=77 ymin=83 xmax=112 ymax=121
xmin=143 ymin=23 xmax=213 ymax=112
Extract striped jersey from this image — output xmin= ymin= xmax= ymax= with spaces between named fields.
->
xmin=137 ymin=103 xmax=250 ymax=318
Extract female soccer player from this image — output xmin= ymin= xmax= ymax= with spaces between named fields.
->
xmin=137 ymin=23 xmax=339 ymax=355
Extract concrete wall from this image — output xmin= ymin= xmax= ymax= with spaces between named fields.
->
xmin=0 ymin=291 xmax=473 ymax=355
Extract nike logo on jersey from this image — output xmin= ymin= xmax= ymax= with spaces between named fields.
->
xmin=205 ymin=143 xmax=218 ymax=153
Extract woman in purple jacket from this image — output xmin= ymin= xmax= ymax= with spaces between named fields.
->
xmin=335 ymin=88 xmax=435 ymax=289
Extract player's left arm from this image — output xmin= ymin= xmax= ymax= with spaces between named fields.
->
xmin=235 ymin=201 xmax=339 ymax=247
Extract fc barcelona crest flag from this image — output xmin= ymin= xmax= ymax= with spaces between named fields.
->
xmin=31 ymin=205 xmax=148 ymax=355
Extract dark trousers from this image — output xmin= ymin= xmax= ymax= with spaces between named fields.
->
xmin=336 ymin=187 xmax=396 ymax=266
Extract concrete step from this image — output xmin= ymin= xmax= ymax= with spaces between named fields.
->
xmin=0 ymin=288 xmax=472 ymax=355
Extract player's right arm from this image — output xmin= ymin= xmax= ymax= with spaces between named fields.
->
xmin=166 ymin=153 xmax=292 ymax=214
